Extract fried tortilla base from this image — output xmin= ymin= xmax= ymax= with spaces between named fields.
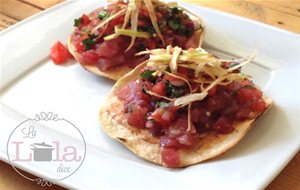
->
xmin=99 ymin=63 xmax=272 ymax=167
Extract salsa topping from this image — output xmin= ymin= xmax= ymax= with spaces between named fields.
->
xmin=70 ymin=0 xmax=203 ymax=71
xmin=116 ymin=46 xmax=267 ymax=167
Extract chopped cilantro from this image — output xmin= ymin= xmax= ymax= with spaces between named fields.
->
xmin=98 ymin=11 xmax=109 ymax=20
xmin=178 ymin=24 xmax=193 ymax=36
xmin=178 ymin=25 xmax=186 ymax=30
xmin=174 ymin=17 xmax=182 ymax=24
xmin=170 ymin=7 xmax=183 ymax=15
xmin=82 ymin=34 xmax=96 ymax=50
xmin=168 ymin=17 xmax=182 ymax=30
xmin=74 ymin=18 xmax=83 ymax=27
xmin=168 ymin=20 xmax=180 ymax=30
xmin=185 ymin=29 xmax=193 ymax=36
xmin=178 ymin=25 xmax=187 ymax=34
xmin=165 ymin=81 xmax=185 ymax=98
xmin=165 ymin=67 xmax=171 ymax=73
xmin=168 ymin=20 xmax=192 ymax=36
xmin=140 ymin=70 xmax=156 ymax=83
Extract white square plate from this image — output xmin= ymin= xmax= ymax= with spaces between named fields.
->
xmin=1 ymin=0 xmax=300 ymax=189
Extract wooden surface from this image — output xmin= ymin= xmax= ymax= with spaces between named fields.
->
xmin=0 ymin=0 xmax=299 ymax=190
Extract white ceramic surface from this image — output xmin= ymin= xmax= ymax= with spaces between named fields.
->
xmin=1 ymin=0 xmax=300 ymax=190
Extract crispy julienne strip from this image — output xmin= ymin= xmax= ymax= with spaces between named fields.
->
xmin=104 ymin=27 xmax=151 ymax=40
xmin=98 ymin=0 xmax=121 ymax=39
xmin=195 ymin=62 xmax=208 ymax=77
xmin=144 ymin=0 xmax=165 ymax=45
xmin=174 ymin=92 xmax=208 ymax=107
xmin=228 ymin=54 xmax=255 ymax=71
xmin=127 ymin=0 xmax=142 ymax=51
xmin=144 ymin=89 xmax=173 ymax=101
xmin=187 ymin=103 xmax=194 ymax=132
xmin=163 ymin=71 xmax=192 ymax=92
xmin=122 ymin=0 xmax=132 ymax=29
xmin=100 ymin=0 xmax=165 ymax=50
xmin=170 ymin=47 xmax=182 ymax=73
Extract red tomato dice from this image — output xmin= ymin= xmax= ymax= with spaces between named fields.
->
xmin=151 ymin=81 xmax=165 ymax=96
xmin=152 ymin=108 xmax=176 ymax=127
xmin=50 ymin=41 xmax=70 ymax=64
xmin=78 ymin=14 xmax=90 ymax=28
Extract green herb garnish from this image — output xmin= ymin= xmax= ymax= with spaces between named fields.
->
xmin=82 ymin=34 xmax=96 ymax=50
xmin=179 ymin=25 xmax=187 ymax=35
xmin=165 ymin=81 xmax=186 ymax=98
xmin=140 ymin=70 xmax=156 ymax=83
xmin=170 ymin=7 xmax=183 ymax=15
xmin=168 ymin=17 xmax=182 ymax=30
xmin=98 ymin=11 xmax=109 ymax=20
xmin=74 ymin=18 xmax=83 ymax=27
xmin=168 ymin=20 xmax=180 ymax=30
xmin=178 ymin=24 xmax=193 ymax=36
xmin=185 ymin=29 xmax=193 ymax=36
